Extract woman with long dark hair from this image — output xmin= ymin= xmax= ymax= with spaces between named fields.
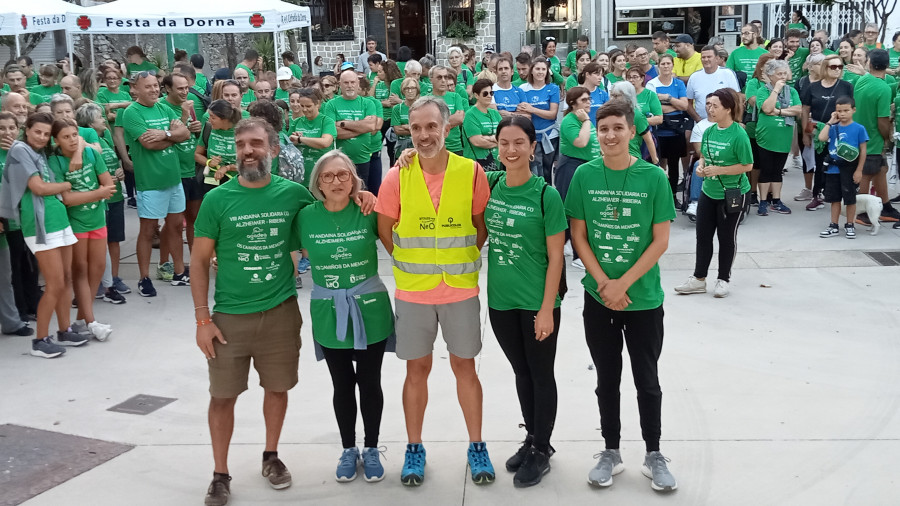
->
xmin=675 ymin=89 xmax=752 ymax=298
xmin=371 ymin=60 xmax=403 ymax=166
xmin=488 ymin=115 xmax=566 ymax=487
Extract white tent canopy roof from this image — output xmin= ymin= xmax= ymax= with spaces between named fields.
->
xmin=66 ymin=0 xmax=310 ymax=34
xmin=0 ymin=0 xmax=80 ymax=35
xmin=615 ymin=0 xmax=771 ymax=9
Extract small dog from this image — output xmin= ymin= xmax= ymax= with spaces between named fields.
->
xmin=847 ymin=194 xmax=883 ymax=235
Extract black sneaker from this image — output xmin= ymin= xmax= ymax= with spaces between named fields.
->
xmin=138 ymin=277 xmax=157 ymax=297
xmin=750 ymin=193 xmax=759 ymax=207
xmin=5 ymin=325 xmax=34 ymax=336
xmin=171 ymin=267 xmax=190 ymax=287
xmin=513 ymin=447 xmax=551 ymax=488
xmin=56 ymin=329 xmax=89 ymax=347
xmin=505 ymin=435 xmax=533 ymax=472
xmin=204 ymin=473 xmax=231 ymax=506
xmin=879 ymin=204 xmax=900 ymax=222
xmin=103 ymin=288 xmax=127 ymax=304
xmin=126 ymin=197 xmax=137 ymax=209
xmin=890 ymin=194 xmax=900 ymax=204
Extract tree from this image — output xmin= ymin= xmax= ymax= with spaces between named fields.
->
xmin=813 ymin=0 xmax=899 ymax=40
xmin=0 ymin=33 xmax=48 ymax=57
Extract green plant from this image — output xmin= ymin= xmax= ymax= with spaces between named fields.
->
xmin=147 ymin=52 xmax=167 ymax=71
xmin=444 ymin=18 xmax=476 ymax=40
xmin=474 ymin=8 xmax=487 ymax=24
xmin=253 ymin=34 xmax=276 ymax=72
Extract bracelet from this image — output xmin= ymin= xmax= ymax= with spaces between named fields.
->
xmin=196 ymin=318 xmax=213 ymax=327
xmin=194 ymin=305 xmax=209 ymax=311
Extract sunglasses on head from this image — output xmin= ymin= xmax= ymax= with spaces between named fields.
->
xmin=545 ymin=36 xmax=556 ymax=41
xmin=133 ymin=70 xmax=157 ymax=82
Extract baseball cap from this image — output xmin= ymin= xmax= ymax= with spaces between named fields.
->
xmin=483 ymin=44 xmax=495 ymax=54
xmin=870 ymin=48 xmax=889 ymax=70
xmin=674 ymin=34 xmax=694 ymax=45
xmin=340 ymin=61 xmax=356 ymax=71
xmin=276 ymin=66 xmax=292 ymax=81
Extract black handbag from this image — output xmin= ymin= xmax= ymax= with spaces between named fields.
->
xmin=719 ymin=177 xmax=743 ymax=214
xmin=661 ymin=112 xmax=688 ymax=134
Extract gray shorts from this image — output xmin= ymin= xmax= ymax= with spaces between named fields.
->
xmin=395 ymin=296 xmax=482 ymax=360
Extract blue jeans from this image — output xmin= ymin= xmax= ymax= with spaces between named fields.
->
xmin=690 ymin=160 xmax=703 ymax=203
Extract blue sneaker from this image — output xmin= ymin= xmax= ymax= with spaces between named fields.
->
xmin=138 ymin=277 xmax=157 ymax=297
xmin=362 ymin=447 xmax=385 ymax=482
xmin=467 ymin=442 xmax=495 ymax=484
xmin=757 ymin=200 xmax=769 ymax=216
xmin=771 ymin=199 xmax=792 ymax=214
xmin=401 ymin=443 xmax=426 ymax=486
xmin=113 ymin=276 xmax=132 ymax=294
xmin=297 ymin=257 xmax=311 ymax=274
xmin=335 ymin=447 xmax=360 ymax=482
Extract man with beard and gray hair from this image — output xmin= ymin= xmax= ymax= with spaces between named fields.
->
xmin=191 ymin=118 xmax=377 ymax=506
xmin=1 ymin=92 xmax=29 ymax=127
xmin=375 ymin=95 xmax=492 ymax=486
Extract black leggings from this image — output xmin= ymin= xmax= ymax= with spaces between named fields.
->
xmin=657 ymin=134 xmax=686 ymax=194
xmin=321 ymin=339 xmax=387 ymax=449
xmin=6 ymin=230 xmax=40 ymax=316
xmin=381 ymin=119 xmax=396 ymax=167
xmin=489 ymin=307 xmax=560 ymax=451
xmin=693 ymin=191 xmax=747 ymax=283
xmin=583 ymin=294 xmax=664 ymax=452
xmin=757 ymin=146 xmax=788 ymax=184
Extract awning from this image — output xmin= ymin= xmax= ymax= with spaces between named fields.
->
xmin=0 ymin=0 xmax=78 ymax=35
xmin=615 ymin=0 xmax=772 ymax=10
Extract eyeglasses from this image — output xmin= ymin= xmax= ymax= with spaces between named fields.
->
xmin=319 ymin=170 xmax=352 ymax=184
xmin=402 ymin=86 xmax=419 ymax=91
xmin=480 ymin=90 xmax=493 ymax=97
xmin=627 ymin=74 xmax=642 ymax=80
xmin=827 ymin=64 xmax=844 ymax=70
xmin=741 ymin=31 xmax=754 ymax=36
xmin=322 ymin=83 xmax=335 ymax=88
xmin=436 ymin=75 xmax=454 ymax=80
xmin=865 ymin=31 xmax=878 ymax=35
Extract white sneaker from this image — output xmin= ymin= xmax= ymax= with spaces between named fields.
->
xmin=713 ymin=279 xmax=729 ymax=298
xmin=674 ymin=276 xmax=706 ymax=294
xmin=794 ymin=187 xmax=813 ymax=201
xmin=571 ymin=258 xmax=585 ymax=270
xmin=564 ymin=242 xmax=573 ymax=257
xmin=88 ymin=321 xmax=112 ymax=341
xmin=685 ymin=201 xmax=698 ymax=216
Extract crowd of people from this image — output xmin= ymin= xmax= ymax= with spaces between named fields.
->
xmin=0 ymin=17 xmax=898 ymax=504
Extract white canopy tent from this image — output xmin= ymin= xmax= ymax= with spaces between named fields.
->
xmin=614 ymin=0 xmax=772 ymax=8
xmin=0 ymin=0 xmax=78 ymax=57
xmin=65 ymin=0 xmax=312 ymax=74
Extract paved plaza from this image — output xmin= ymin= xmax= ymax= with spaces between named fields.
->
xmin=2 ymin=174 xmax=899 ymax=506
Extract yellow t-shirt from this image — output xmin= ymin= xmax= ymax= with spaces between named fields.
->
xmin=674 ymin=52 xmax=702 ymax=79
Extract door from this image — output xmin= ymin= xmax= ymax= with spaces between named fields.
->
xmin=365 ymin=0 xmax=430 ymax=61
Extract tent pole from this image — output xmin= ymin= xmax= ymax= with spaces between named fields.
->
xmin=306 ymin=25 xmax=313 ymax=76
xmin=14 ymin=35 xmax=20 ymax=58
xmin=68 ymin=34 xmax=75 ymax=74
xmin=273 ymin=30 xmax=280 ymax=70
xmin=90 ymin=35 xmax=96 ymax=70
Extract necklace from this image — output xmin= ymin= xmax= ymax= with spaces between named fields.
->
xmin=602 ymin=157 xmax=634 ymax=220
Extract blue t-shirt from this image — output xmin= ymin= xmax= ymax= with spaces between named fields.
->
xmin=827 ymin=121 xmax=869 ymax=174
xmin=644 ymin=65 xmax=659 ymax=81
xmin=519 ymin=83 xmax=560 ymax=132
xmin=492 ymin=84 xmax=525 ymax=113
xmin=589 ymin=87 xmax=610 ymax=127
xmin=647 ymin=77 xmax=687 ymax=137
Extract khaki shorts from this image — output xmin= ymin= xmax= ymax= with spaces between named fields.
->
xmin=395 ymin=296 xmax=482 ymax=360
xmin=208 ymin=297 xmax=303 ymax=398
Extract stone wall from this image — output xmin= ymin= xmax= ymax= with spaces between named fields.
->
xmin=431 ymin=0 xmax=497 ymax=65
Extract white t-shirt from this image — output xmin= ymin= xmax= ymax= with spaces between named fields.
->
xmin=685 ymin=67 xmax=740 ymax=120
xmin=357 ymin=51 xmax=387 ymax=75
xmin=690 ymin=118 xmax=714 ymax=143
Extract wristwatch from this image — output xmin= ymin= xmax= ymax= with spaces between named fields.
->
xmin=340 ymin=121 xmax=346 ymax=128
xmin=165 ymin=130 xmax=172 ymax=139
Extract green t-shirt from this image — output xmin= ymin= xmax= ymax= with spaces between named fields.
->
xmin=563 ymin=158 xmax=676 ymax=311
xmin=28 ymin=84 xmax=61 ymax=105
xmin=241 ymin=89 xmax=256 ymax=109
xmin=726 ymin=46 xmax=768 ymax=76
xmin=275 ymin=88 xmax=290 ymax=102
xmin=843 ymin=70 xmax=862 ymax=86
xmin=48 ymin=148 xmax=109 ymax=233
xmin=126 ymin=61 xmax=159 ymax=80
xmin=894 ymin=93 xmax=900 ymax=133
xmin=397 ymin=61 xmax=407 ymax=76
xmin=566 ymin=49 xmax=597 ymax=72
xmin=373 ymin=79 xmax=393 ymax=120
xmin=788 ymin=47 xmax=810 ymax=84
xmin=391 ymin=103 xmax=411 ymax=139
xmin=559 ymin=112 xmax=600 ymax=161
xmin=25 ymin=73 xmax=39 ymax=89
xmin=235 ymin=63 xmax=256 ymax=83
xmin=96 ymin=87 xmax=132 ymax=123
xmin=194 ymin=175 xmax=313 ymax=314
xmin=322 ymin=95 xmax=378 ymax=164
xmin=290 ymin=113 xmax=337 ymax=186
xmin=289 ymin=64 xmax=304 ymax=80
xmin=853 ymin=73 xmax=893 ymax=154
xmin=195 ymin=73 xmax=209 ymax=93
xmin=744 ymin=78 xmax=759 ymax=138
xmin=366 ymin=96 xmax=384 ymax=155
xmin=0 ymin=150 xmax=7 ymax=246
xmin=656 ymin=49 xmax=677 ymax=59
xmin=755 ymin=85 xmax=800 ymax=153
xmin=511 ymin=77 xmax=527 ymax=88
xmin=605 ymin=73 xmax=623 ymax=85
xmin=565 ymin=74 xmax=580 ymax=90
xmin=99 ymin=130 xmax=124 ymax=204
xmin=199 ymin=126 xmax=236 ymax=185
xmin=160 ymin=99 xmax=199 ymax=178
xmin=78 ymin=127 xmax=101 ymax=146
xmin=296 ymin=201 xmax=393 ymax=348
xmin=462 ymin=106 xmax=501 ymax=160
xmin=628 ymin=113 xmax=650 ymax=158
xmin=485 ymin=171 xmax=568 ymax=311
xmin=890 ymin=49 xmax=900 ymax=69
xmin=121 ymin=101 xmax=181 ymax=191
xmin=419 ymin=77 xmax=434 ymax=96
xmin=636 ymin=88 xmax=662 ymax=118
xmin=699 ymin=122 xmax=753 ymax=199
xmin=19 ymin=158 xmax=69 ymax=238
xmin=433 ymin=92 xmax=468 ymax=154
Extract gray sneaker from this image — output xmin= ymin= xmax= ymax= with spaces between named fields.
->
xmin=204 ymin=473 xmax=231 ymax=506
xmin=71 ymin=319 xmax=93 ymax=337
xmin=262 ymin=454 xmax=292 ymax=489
xmin=30 ymin=337 xmax=66 ymax=358
xmin=56 ymin=330 xmax=89 ymax=347
xmin=587 ymin=449 xmax=624 ymax=487
xmin=641 ymin=451 xmax=677 ymax=491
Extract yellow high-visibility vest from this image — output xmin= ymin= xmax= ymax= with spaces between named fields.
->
xmin=392 ymin=153 xmax=481 ymax=291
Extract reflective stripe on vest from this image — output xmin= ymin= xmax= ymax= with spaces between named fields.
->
xmin=392 ymin=153 xmax=481 ymax=291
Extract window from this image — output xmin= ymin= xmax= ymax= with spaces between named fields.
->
xmin=443 ymin=0 xmax=475 ymax=30
xmin=614 ymin=5 xmax=684 ymax=38
xmin=305 ymin=0 xmax=355 ymax=41
xmin=529 ymin=0 xmax=581 ymax=24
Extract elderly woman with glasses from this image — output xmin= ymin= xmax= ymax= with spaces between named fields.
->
xmin=800 ymin=54 xmax=855 ymax=210
xmin=297 ymin=149 xmax=394 ymax=483
xmin=463 ymin=78 xmax=502 ymax=170
xmin=755 ymin=59 xmax=801 ymax=216
xmin=390 ymin=77 xmax=420 ymax=160
xmin=626 ymin=67 xmax=662 ymax=127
